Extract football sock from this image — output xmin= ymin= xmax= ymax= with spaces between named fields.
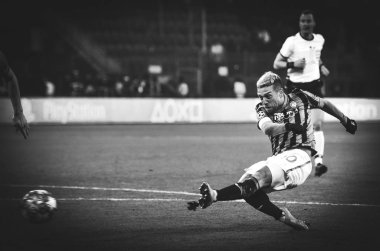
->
xmin=314 ymin=130 xmax=325 ymax=165
xmin=244 ymin=190 xmax=283 ymax=220
xmin=216 ymin=184 xmax=242 ymax=201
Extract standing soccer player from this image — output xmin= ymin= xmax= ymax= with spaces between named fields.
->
xmin=187 ymin=71 xmax=357 ymax=230
xmin=273 ymin=9 xmax=330 ymax=176
xmin=0 ymin=50 xmax=29 ymax=139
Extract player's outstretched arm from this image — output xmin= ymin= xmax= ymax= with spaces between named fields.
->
xmin=273 ymin=53 xmax=288 ymax=70
xmin=319 ymin=60 xmax=330 ymax=77
xmin=1 ymin=51 xmax=30 ymax=139
xmin=341 ymin=117 xmax=357 ymax=134
xmin=273 ymin=53 xmax=305 ymax=70
xmin=320 ymin=98 xmax=357 ymax=134
xmin=6 ymin=68 xmax=30 ymax=139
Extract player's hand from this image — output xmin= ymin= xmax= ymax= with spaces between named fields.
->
xmin=320 ymin=65 xmax=330 ymax=77
xmin=13 ymin=113 xmax=30 ymax=139
xmin=285 ymin=122 xmax=306 ymax=134
xmin=294 ymin=58 xmax=306 ymax=69
xmin=343 ymin=117 xmax=357 ymax=134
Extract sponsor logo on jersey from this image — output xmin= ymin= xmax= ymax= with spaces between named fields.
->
xmin=286 ymin=110 xmax=297 ymax=118
xmin=273 ymin=113 xmax=285 ymax=123
xmin=286 ymin=155 xmax=297 ymax=162
xmin=273 ymin=107 xmax=299 ymax=123
xmin=290 ymin=101 xmax=297 ymax=109
xmin=257 ymin=111 xmax=266 ymax=120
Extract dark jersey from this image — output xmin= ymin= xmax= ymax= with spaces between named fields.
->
xmin=256 ymin=88 xmax=321 ymax=156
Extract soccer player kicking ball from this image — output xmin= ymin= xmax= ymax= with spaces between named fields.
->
xmin=187 ymin=71 xmax=357 ymax=230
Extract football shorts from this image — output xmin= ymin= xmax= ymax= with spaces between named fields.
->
xmin=286 ymin=79 xmax=324 ymax=97
xmin=238 ymin=149 xmax=312 ymax=192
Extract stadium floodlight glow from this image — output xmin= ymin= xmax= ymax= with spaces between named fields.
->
xmin=148 ymin=65 xmax=162 ymax=74
xmin=211 ymin=43 xmax=224 ymax=54
xmin=257 ymin=30 xmax=271 ymax=44
xmin=218 ymin=66 xmax=228 ymax=76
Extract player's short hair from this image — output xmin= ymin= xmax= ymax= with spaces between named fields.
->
xmin=256 ymin=71 xmax=283 ymax=91
xmin=300 ymin=9 xmax=315 ymax=19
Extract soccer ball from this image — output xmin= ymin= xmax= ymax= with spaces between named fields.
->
xmin=20 ymin=190 xmax=57 ymax=223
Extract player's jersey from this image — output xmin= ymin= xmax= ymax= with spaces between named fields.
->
xmin=256 ymin=88 xmax=320 ymax=156
xmin=280 ymin=32 xmax=325 ymax=83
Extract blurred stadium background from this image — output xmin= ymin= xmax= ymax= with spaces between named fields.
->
xmin=1 ymin=0 xmax=379 ymax=99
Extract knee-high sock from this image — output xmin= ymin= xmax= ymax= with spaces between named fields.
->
xmin=244 ymin=190 xmax=283 ymax=220
xmin=314 ymin=130 xmax=325 ymax=165
xmin=216 ymin=184 xmax=242 ymax=201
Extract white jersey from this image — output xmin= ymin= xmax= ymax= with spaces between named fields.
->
xmin=280 ymin=32 xmax=325 ymax=83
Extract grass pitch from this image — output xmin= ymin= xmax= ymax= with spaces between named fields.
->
xmin=1 ymin=122 xmax=380 ymax=251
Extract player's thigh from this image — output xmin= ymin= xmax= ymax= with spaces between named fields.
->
xmin=238 ymin=159 xmax=284 ymax=191
xmin=238 ymin=161 xmax=269 ymax=184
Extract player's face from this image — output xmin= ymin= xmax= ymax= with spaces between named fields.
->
xmin=299 ymin=13 xmax=315 ymax=35
xmin=257 ymin=85 xmax=284 ymax=113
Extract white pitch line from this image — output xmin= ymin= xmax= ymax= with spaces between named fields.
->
xmin=0 ymin=198 xmax=188 ymax=202
xmin=58 ymin=198 xmax=187 ymax=202
xmin=49 ymin=198 xmax=380 ymax=207
xmin=2 ymin=184 xmax=380 ymax=208
xmin=2 ymin=197 xmax=380 ymax=207
xmin=271 ymin=200 xmax=380 ymax=208
xmin=3 ymin=184 xmax=198 ymax=196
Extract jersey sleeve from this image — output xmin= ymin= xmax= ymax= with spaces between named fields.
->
xmin=316 ymin=34 xmax=325 ymax=48
xmin=279 ymin=36 xmax=294 ymax=58
xmin=255 ymin=103 xmax=271 ymax=130
xmin=301 ymin=90 xmax=323 ymax=109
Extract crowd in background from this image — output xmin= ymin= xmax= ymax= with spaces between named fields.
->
xmin=45 ymin=70 xmax=192 ymax=98
xmin=1 ymin=0 xmax=379 ymax=98
xmin=39 ymin=70 xmax=247 ymax=99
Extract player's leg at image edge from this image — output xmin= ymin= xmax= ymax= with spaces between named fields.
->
xmin=187 ymin=181 xmax=309 ymax=231
xmin=314 ymin=130 xmax=327 ymax=177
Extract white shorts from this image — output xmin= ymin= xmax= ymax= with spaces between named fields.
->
xmin=238 ymin=149 xmax=312 ymax=192
xmin=312 ymin=109 xmax=324 ymax=124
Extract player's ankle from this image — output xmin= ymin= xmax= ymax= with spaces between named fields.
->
xmin=211 ymin=189 xmax=217 ymax=202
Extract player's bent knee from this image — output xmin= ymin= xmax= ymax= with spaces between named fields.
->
xmin=253 ymin=166 xmax=272 ymax=188
xmin=239 ymin=178 xmax=260 ymax=199
xmin=238 ymin=166 xmax=272 ymax=188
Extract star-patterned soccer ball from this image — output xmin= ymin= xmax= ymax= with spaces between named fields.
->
xmin=20 ymin=190 xmax=57 ymax=223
